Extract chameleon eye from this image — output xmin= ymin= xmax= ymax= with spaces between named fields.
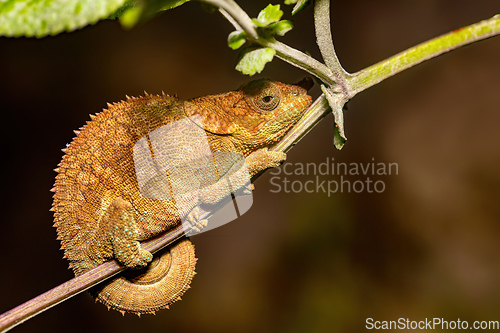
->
xmin=252 ymin=86 xmax=281 ymax=112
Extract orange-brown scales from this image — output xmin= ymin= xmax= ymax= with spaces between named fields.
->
xmin=52 ymin=78 xmax=313 ymax=315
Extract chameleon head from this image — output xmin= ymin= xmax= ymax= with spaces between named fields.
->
xmin=236 ymin=77 xmax=313 ymax=146
xmin=184 ymin=78 xmax=313 ymax=153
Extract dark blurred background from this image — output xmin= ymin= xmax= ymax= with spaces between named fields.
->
xmin=0 ymin=1 xmax=499 ymax=332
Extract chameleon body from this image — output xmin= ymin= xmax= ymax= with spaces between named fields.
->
xmin=52 ymin=78 xmax=313 ymax=315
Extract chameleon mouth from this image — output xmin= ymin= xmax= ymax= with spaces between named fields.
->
xmin=295 ymin=77 xmax=314 ymax=91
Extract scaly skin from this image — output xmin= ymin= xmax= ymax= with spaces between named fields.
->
xmin=52 ymin=78 xmax=313 ymax=315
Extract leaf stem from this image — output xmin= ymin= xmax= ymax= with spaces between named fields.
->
xmin=201 ymin=0 xmax=336 ymax=85
xmin=261 ymin=39 xmax=335 ymax=85
xmin=201 ymin=0 xmax=258 ymax=39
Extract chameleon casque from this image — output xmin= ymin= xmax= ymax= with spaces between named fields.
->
xmin=52 ymin=78 xmax=313 ymax=315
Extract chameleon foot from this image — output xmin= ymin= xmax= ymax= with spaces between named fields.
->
xmin=246 ymin=148 xmax=286 ymax=176
xmin=86 ymin=196 xmax=153 ymax=270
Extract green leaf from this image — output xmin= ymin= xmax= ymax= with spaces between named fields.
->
xmin=236 ymin=47 xmax=276 ymax=76
xmin=228 ymin=31 xmax=247 ymax=50
xmin=333 ymin=124 xmax=346 ymax=150
xmin=108 ymin=0 xmax=136 ymax=19
xmin=0 ymin=0 xmax=128 ymax=37
xmin=119 ymin=3 xmax=145 ymax=28
xmin=321 ymin=85 xmax=347 ymax=150
xmin=118 ymin=0 xmax=189 ymax=28
xmin=159 ymin=0 xmax=189 ymax=10
xmin=252 ymin=4 xmax=283 ymax=27
xmin=284 ymin=0 xmax=310 ymax=15
xmin=267 ymin=20 xmax=293 ymax=36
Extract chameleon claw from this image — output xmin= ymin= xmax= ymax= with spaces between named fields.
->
xmin=189 ymin=219 xmax=208 ymax=233
xmin=187 ymin=207 xmax=200 ymax=223
xmin=193 ymin=207 xmax=200 ymax=221
xmin=185 ymin=207 xmax=208 ymax=235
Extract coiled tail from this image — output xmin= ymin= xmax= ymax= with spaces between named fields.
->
xmin=91 ymin=239 xmax=196 ymax=315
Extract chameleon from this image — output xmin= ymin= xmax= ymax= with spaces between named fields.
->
xmin=51 ymin=77 xmax=313 ymax=315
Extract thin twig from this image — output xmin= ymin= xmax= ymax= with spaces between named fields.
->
xmin=313 ymin=0 xmax=350 ymax=90
xmin=219 ymin=8 xmax=242 ymax=32
xmin=348 ymin=14 xmax=500 ymax=96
